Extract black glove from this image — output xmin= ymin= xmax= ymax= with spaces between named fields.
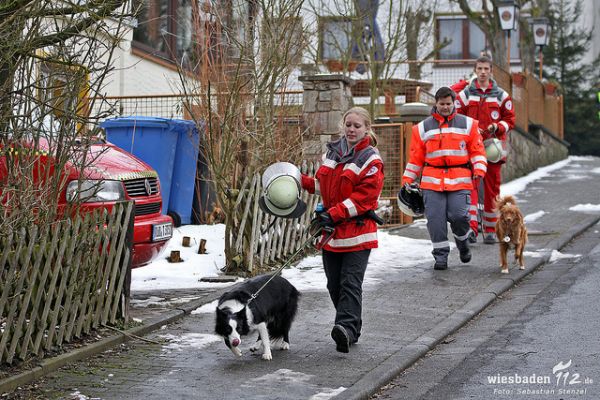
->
xmin=404 ymin=182 xmax=420 ymax=193
xmin=317 ymin=211 xmax=335 ymax=229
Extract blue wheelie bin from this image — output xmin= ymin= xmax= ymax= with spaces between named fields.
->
xmin=167 ymin=119 xmax=200 ymax=226
xmin=101 ymin=117 xmax=178 ymax=210
xmin=101 ymin=117 xmax=200 ymax=226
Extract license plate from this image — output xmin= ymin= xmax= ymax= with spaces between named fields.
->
xmin=152 ymin=222 xmax=173 ymax=241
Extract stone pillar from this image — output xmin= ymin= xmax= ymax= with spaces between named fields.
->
xmin=298 ymin=74 xmax=355 ymax=159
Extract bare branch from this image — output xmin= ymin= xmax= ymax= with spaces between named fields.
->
xmin=0 ymin=0 xmax=35 ymax=16
xmin=0 ymin=0 xmax=130 ymax=232
xmin=24 ymin=0 xmax=127 ymax=52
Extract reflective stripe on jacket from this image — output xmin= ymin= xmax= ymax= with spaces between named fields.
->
xmin=402 ymin=110 xmax=487 ymax=192
xmin=455 ymin=78 xmax=516 ymax=141
xmin=302 ymin=136 xmax=384 ymax=252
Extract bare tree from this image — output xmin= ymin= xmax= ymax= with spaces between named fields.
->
xmin=304 ymin=0 xmax=438 ymax=116
xmin=176 ymin=0 xmax=308 ymax=273
xmin=448 ymin=0 xmax=511 ymax=70
xmin=448 ymin=0 xmax=546 ymax=72
xmin=0 ymin=0 xmax=131 ymax=232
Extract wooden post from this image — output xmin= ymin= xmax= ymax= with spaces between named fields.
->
xmin=198 ymin=239 xmax=207 ymax=254
xmin=182 ymin=236 xmax=191 ymax=247
xmin=539 ymin=48 xmax=543 ymax=81
xmin=169 ymin=250 xmax=182 ymax=263
xmin=384 ymin=91 xmax=395 ymax=115
xmin=506 ymin=31 xmax=511 ymax=68
xmin=122 ymin=202 xmax=135 ymax=322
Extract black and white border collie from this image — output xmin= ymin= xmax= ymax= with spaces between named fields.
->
xmin=214 ymin=274 xmax=299 ymax=361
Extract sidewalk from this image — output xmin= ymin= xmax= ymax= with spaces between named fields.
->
xmin=2 ymin=157 xmax=600 ymax=399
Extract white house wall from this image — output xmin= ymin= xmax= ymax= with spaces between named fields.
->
xmin=103 ymin=33 xmax=185 ymax=97
xmin=581 ymin=0 xmax=600 ymax=65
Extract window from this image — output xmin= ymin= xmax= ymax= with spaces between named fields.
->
xmin=39 ymin=61 xmax=88 ymax=119
xmin=318 ymin=16 xmax=353 ymax=61
xmin=227 ymin=0 xmax=251 ymax=59
xmin=436 ymin=17 xmax=520 ymax=61
xmin=132 ymin=0 xmax=257 ymax=65
xmin=35 ymin=59 xmax=89 ymax=134
xmin=132 ymin=0 xmax=195 ymax=63
xmin=468 ymin=21 xmax=486 ymax=59
xmin=438 ymin=18 xmax=463 ymax=59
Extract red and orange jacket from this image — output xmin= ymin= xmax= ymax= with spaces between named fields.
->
xmin=302 ymin=135 xmax=384 ymax=252
xmin=402 ymin=109 xmax=487 ymax=192
xmin=453 ymin=78 xmax=516 ymax=141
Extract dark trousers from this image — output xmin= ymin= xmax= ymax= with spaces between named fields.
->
xmin=322 ymin=249 xmax=371 ymax=343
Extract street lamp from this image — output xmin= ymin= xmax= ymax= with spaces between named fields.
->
xmin=497 ymin=0 xmax=520 ymax=68
xmin=531 ymin=17 xmax=551 ymax=81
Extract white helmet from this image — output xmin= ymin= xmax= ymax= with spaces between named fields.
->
xmin=259 ymin=162 xmax=307 ymax=218
xmin=485 ymin=138 xmax=504 ymax=163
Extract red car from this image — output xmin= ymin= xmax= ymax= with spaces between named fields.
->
xmin=0 ymin=138 xmax=173 ymax=268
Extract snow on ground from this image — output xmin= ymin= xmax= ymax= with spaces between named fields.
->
xmin=523 ymin=251 xmax=545 ymax=258
xmin=159 ymin=333 xmax=221 ymax=352
xmin=499 ymin=158 xmax=570 ymax=197
xmin=524 ymin=249 xmax=582 ymax=262
xmin=132 ymin=156 xmax=593 ymax=294
xmin=549 ymin=250 xmax=581 ymax=262
xmin=310 ymin=387 xmax=347 ymax=400
xmin=281 ymin=234 xmax=433 ymax=291
xmin=131 ymin=224 xmax=242 ymax=291
xmin=68 ymin=391 xmax=93 ymax=400
xmin=523 ymin=211 xmax=546 ymax=223
xmin=131 ymin=216 xmax=435 ymax=293
xmin=569 ymin=203 xmax=600 ymax=212
xmin=130 ymin=295 xmax=202 ymax=307
xmin=191 ymin=300 xmax=219 ymax=314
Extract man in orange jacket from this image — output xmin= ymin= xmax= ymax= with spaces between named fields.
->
xmin=452 ymin=55 xmax=516 ymax=244
xmin=402 ymin=87 xmax=487 ymax=270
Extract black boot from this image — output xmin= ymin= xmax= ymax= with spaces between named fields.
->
xmin=331 ymin=325 xmax=350 ymax=353
xmin=434 ymin=261 xmax=448 ymax=270
xmin=459 ymin=247 xmax=472 ymax=263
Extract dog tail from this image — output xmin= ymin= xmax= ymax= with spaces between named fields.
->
xmin=495 ymin=195 xmax=517 ymax=211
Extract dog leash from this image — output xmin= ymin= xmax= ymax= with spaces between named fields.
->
xmin=247 ymin=209 xmax=384 ymax=303
xmin=248 ymin=222 xmax=334 ymax=304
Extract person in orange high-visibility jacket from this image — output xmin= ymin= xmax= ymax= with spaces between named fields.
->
xmin=451 ymin=55 xmax=516 ymax=244
xmin=402 ymin=86 xmax=487 ymax=270
xmin=301 ymin=106 xmax=384 ymax=353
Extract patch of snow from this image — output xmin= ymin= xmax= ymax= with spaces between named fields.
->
xmin=549 ymin=250 xmax=581 ymax=262
xmin=159 ymin=333 xmax=221 ymax=351
xmin=569 ymin=204 xmax=600 ymax=212
xmin=524 ymin=211 xmax=546 ymax=223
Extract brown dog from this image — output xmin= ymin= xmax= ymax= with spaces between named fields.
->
xmin=495 ymin=195 xmax=528 ymax=273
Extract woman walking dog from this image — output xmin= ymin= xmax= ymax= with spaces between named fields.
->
xmin=301 ymin=107 xmax=384 ymax=353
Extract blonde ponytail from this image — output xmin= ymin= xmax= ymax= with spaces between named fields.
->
xmin=367 ymin=130 xmax=378 ymax=147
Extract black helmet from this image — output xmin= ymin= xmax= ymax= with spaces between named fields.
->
xmin=397 ymin=184 xmax=424 ymax=217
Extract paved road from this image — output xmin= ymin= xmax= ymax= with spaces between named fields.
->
xmin=2 ymin=156 xmax=600 ymax=400
xmin=373 ymin=221 xmax=600 ymax=400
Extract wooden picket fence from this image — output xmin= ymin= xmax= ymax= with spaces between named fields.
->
xmin=0 ymin=202 xmax=134 ymax=365
xmin=233 ymin=162 xmax=320 ymax=273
